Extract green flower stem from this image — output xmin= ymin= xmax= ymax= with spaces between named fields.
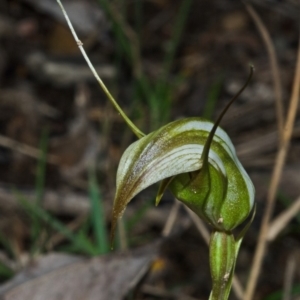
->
xmin=209 ymin=231 xmax=236 ymax=300
xmin=55 ymin=0 xmax=145 ymax=139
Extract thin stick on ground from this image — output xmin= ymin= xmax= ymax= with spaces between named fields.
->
xmin=184 ymin=206 xmax=210 ymax=244
xmin=267 ymin=195 xmax=300 ymax=242
xmin=283 ymin=253 xmax=296 ymax=300
xmin=244 ymin=3 xmax=284 ymax=142
xmin=0 ymin=134 xmax=58 ymax=165
xmin=244 ymin=35 xmax=300 ymax=300
xmin=161 ymin=200 xmax=181 ymax=237
xmin=46 ymin=214 xmax=87 ymax=251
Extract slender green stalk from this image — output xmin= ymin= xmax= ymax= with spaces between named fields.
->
xmin=32 ymin=128 xmax=49 ymax=249
xmin=162 ymin=0 xmax=192 ymax=80
xmin=88 ymin=168 xmax=109 ymax=255
xmin=153 ymin=0 xmax=192 ymax=126
xmin=35 ymin=128 xmax=48 ymax=207
xmin=55 ymin=0 xmax=145 ymax=139
xmin=203 ymin=77 xmax=223 ymax=119
xmin=97 ymin=0 xmax=132 ymax=61
xmin=209 ymin=232 xmax=235 ymax=300
xmin=134 ymin=0 xmax=143 ymax=45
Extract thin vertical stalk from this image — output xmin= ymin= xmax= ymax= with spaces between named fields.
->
xmin=245 ymin=35 xmax=300 ymax=300
xmin=55 ymin=0 xmax=145 ymax=139
xmin=245 ymin=3 xmax=284 ymax=142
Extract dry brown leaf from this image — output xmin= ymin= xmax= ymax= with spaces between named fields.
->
xmin=0 ymin=243 xmax=159 ymax=300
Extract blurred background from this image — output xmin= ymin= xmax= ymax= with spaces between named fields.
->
xmin=0 ymin=0 xmax=299 ymax=299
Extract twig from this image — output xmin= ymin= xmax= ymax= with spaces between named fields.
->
xmin=248 ymin=0 xmax=300 ymax=20
xmin=184 ymin=206 xmax=210 ymax=244
xmin=232 ymin=277 xmax=244 ymax=300
xmin=244 ymin=3 xmax=284 ymax=142
xmin=267 ymin=196 xmax=300 ymax=241
xmin=161 ymin=200 xmax=181 ymax=237
xmin=46 ymin=214 xmax=87 ymax=251
xmin=283 ymin=253 xmax=296 ymax=300
xmin=0 ymin=134 xmax=58 ymax=165
xmin=245 ymin=35 xmax=300 ymax=300
xmin=0 ymin=186 xmax=90 ymax=215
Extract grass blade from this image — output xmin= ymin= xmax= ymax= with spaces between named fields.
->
xmin=32 ymin=128 xmax=49 ymax=243
xmin=162 ymin=0 xmax=193 ymax=80
xmin=203 ymin=76 xmax=223 ymax=119
xmin=17 ymin=193 xmax=97 ymax=256
xmin=88 ymin=168 xmax=109 ymax=254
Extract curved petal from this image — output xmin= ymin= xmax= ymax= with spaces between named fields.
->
xmin=111 ymin=117 xmax=241 ymax=236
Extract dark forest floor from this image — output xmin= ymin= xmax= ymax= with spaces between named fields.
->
xmin=0 ymin=0 xmax=299 ymax=299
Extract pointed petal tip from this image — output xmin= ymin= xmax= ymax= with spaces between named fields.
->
xmin=155 ymin=196 xmax=161 ymax=207
xmin=110 ymin=230 xmax=115 ymax=250
xmin=110 ymin=212 xmax=118 ymax=250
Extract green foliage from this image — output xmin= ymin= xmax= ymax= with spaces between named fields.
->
xmin=278 ymin=191 xmax=300 ymax=223
xmin=203 ymin=76 xmax=224 ymax=120
xmin=97 ymin=0 xmax=193 ymax=129
xmin=17 ymin=194 xmax=97 ymax=256
xmin=16 ymin=175 xmax=111 ymax=257
xmin=126 ymin=197 xmax=154 ymax=233
xmin=31 ymin=128 xmax=49 ymax=253
xmin=11 ymin=130 xmax=110 ymax=257
xmin=0 ymin=263 xmax=13 ymax=283
xmin=0 ymin=232 xmax=15 ymax=259
xmin=263 ymin=285 xmax=300 ymax=300
xmin=88 ymin=168 xmax=109 ymax=255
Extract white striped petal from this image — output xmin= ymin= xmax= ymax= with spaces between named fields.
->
xmin=111 ymin=117 xmax=255 ymax=235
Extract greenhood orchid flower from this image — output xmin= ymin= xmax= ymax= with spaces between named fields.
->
xmin=109 ymin=67 xmax=255 ymax=300
xmin=111 ymin=68 xmax=255 ymax=240
xmin=111 ymin=117 xmax=255 ymax=235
